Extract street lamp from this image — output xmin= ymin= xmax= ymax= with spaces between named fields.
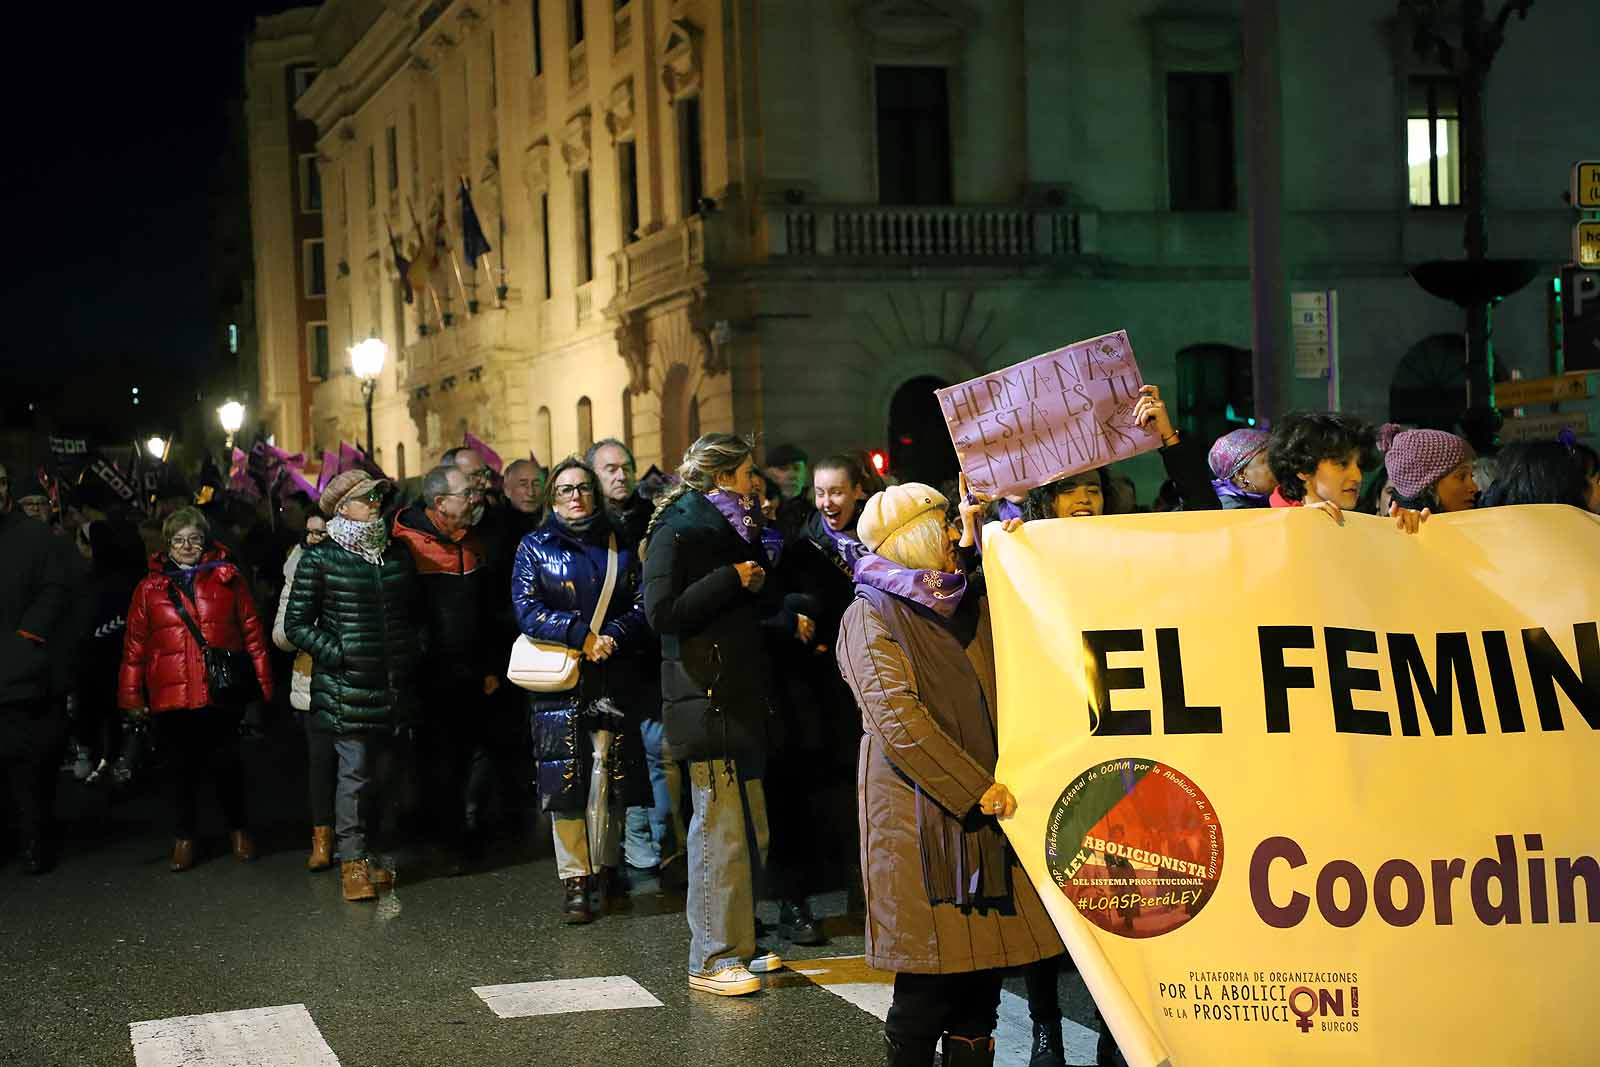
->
xmin=218 ymin=400 xmax=245 ymax=452
xmin=145 ymin=436 xmax=167 ymax=461
xmin=348 ymin=335 xmax=388 ymax=456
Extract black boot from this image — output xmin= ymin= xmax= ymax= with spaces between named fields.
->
xmin=1028 ymin=1019 xmax=1065 ymax=1067
xmin=20 ymin=839 xmax=52 ymax=876
xmin=941 ymin=1034 xmax=995 ymax=1066
xmin=1095 ymin=1016 xmax=1128 ymax=1067
xmin=884 ymin=1034 xmax=938 ymax=1067
xmin=778 ymin=899 xmax=825 ymax=945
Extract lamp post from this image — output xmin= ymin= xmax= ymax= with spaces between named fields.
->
xmin=348 ymin=336 xmax=388 ymax=456
xmin=145 ymin=436 xmax=168 ymax=462
xmin=218 ymin=400 xmax=245 ymax=453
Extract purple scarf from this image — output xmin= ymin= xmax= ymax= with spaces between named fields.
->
xmin=705 ymin=489 xmax=761 ymax=544
xmin=1211 ymin=477 xmax=1270 ymax=508
xmin=853 ymin=552 xmax=968 ymax=618
xmin=819 ymin=520 xmax=869 ymax=571
xmin=995 ymin=498 xmax=1023 ymax=522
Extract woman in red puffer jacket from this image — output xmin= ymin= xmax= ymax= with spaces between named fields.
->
xmin=118 ymin=506 xmax=273 ymax=872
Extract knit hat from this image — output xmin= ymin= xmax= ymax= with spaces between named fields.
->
xmin=1207 ymin=428 xmax=1270 ymax=480
xmin=319 ymin=469 xmax=390 ymax=517
xmin=1378 ymin=423 xmax=1475 ymax=500
xmin=765 ymin=443 xmax=809 ymax=468
xmin=857 ymin=482 xmax=947 ymax=553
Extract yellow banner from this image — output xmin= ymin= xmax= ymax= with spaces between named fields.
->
xmin=985 ymin=505 xmax=1600 ymax=1066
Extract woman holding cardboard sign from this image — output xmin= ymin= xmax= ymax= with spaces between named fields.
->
xmin=837 ymin=476 xmax=1063 ymax=1067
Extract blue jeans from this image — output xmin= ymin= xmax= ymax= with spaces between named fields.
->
xmin=686 ymin=757 xmax=769 ymax=976
xmin=626 ymin=717 xmax=684 ymax=869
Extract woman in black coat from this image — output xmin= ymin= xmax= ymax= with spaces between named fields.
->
xmin=642 ymin=433 xmax=805 ymax=998
xmin=512 ymin=458 xmax=650 ymax=924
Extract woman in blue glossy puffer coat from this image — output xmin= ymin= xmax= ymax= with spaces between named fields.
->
xmin=511 ymin=457 xmax=651 ymax=924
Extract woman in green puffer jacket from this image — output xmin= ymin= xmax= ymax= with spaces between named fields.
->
xmin=284 ymin=471 xmax=423 ymax=903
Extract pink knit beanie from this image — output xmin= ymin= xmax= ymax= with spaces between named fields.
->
xmin=1207 ymin=428 xmax=1270 ymax=480
xmin=1378 ymin=424 xmax=1474 ymax=500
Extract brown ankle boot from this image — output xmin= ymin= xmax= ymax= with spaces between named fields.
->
xmin=562 ymin=876 xmax=593 ymax=923
xmin=170 ymin=839 xmax=196 ymax=873
xmin=230 ymin=830 xmax=257 ymax=862
xmin=342 ymin=859 xmax=377 ymax=902
xmin=307 ymin=826 xmax=334 ymax=871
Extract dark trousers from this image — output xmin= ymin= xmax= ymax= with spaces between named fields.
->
xmin=417 ymin=683 xmax=480 ymax=850
xmin=0 ymin=701 xmax=68 ymax=850
xmin=464 ymin=690 xmax=527 ymax=833
xmin=1024 ymin=955 xmax=1062 ymax=1024
xmin=763 ymin=743 xmax=825 ymax=902
xmin=304 ymin=714 xmax=336 ymax=826
xmin=152 ymin=707 xmax=245 ymax=838
xmin=885 ymin=969 xmax=1005 ymax=1046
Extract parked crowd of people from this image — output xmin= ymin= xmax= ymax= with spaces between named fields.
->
xmin=2 ymin=387 xmax=1597 ymax=1067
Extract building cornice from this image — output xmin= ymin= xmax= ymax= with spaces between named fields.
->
xmin=295 ymin=6 xmax=430 ymax=132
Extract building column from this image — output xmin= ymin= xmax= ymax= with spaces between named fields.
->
xmin=1242 ymin=0 xmax=1290 ymax=422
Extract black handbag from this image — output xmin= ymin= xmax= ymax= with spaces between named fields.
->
xmin=166 ymin=583 xmax=259 ymax=706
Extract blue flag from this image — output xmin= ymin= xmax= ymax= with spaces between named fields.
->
xmin=385 ymin=218 xmax=414 ymax=304
xmin=459 ymin=179 xmax=492 ymax=269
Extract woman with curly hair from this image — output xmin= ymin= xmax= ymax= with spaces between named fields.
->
xmin=1267 ymin=412 xmax=1429 ymax=533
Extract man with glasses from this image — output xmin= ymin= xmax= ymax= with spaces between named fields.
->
xmin=392 ymin=463 xmax=499 ymax=870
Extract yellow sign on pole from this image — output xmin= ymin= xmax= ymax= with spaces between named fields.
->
xmin=1493 ymin=372 xmax=1592 ymax=409
xmin=986 ymin=508 xmax=1600 ymax=1067
xmin=1574 ymin=161 xmax=1600 ymax=210
xmin=1577 ymin=220 xmax=1600 ymax=268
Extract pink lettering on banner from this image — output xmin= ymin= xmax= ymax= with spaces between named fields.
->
xmin=937 ymin=330 xmax=1159 ymax=499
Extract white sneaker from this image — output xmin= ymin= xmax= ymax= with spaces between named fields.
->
xmin=747 ymin=949 xmax=783 ymax=974
xmin=688 ymin=965 xmax=761 ymax=996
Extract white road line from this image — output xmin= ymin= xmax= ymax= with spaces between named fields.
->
xmin=473 ymin=976 xmax=665 ymax=1019
xmin=795 ymin=956 xmax=1099 ymax=1066
xmin=129 ymin=1004 xmax=340 ymax=1067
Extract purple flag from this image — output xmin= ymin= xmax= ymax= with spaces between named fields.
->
xmin=229 ymin=448 xmax=262 ymax=500
xmin=464 ymin=431 xmax=503 ymax=473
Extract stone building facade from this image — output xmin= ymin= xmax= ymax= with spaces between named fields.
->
xmin=248 ymin=0 xmax=1595 ymax=489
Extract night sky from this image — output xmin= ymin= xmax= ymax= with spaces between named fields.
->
xmin=0 ymin=2 xmax=302 ymax=433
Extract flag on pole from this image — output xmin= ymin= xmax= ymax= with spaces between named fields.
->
xmin=459 ymin=178 xmax=492 ymax=269
xmin=229 ymin=447 xmax=261 ymax=500
xmin=386 ymin=217 xmax=414 ymax=304
xmin=317 ymin=450 xmax=341 ymax=492
xmin=463 ymin=430 xmax=502 ymax=473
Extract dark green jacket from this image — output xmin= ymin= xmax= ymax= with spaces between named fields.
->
xmin=283 ymin=537 xmax=422 ymax=734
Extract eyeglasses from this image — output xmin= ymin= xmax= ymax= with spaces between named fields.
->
xmin=169 ymin=535 xmax=205 ymax=548
xmin=552 ymin=483 xmax=596 ymax=500
xmin=362 ymin=488 xmax=386 ymax=503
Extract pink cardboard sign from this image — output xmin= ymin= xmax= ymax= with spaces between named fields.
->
xmin=936 ymin=330 xmax=1158 ymax=499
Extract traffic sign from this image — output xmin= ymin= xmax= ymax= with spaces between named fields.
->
xmin=1563 ymin=267 xmax=1600 ymax=373
xmin=1494 ymin=372 xmax=1592 ymax=409
xmin=1575 ymin=161 xmax=1600 ymax=210
xmin=1500 ymin=410 xmax=1591 ymax=444
xmin=1577 ymin=220 xmax=1600 ymax=268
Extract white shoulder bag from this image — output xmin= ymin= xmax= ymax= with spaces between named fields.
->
xmin=507 ymin=534 xmax=619 ymax=693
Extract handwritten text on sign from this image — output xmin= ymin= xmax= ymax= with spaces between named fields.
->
xmin=936 ymin=330 xmax=1159 ymax=499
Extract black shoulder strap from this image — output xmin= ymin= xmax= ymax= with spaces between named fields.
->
xmin=165 ymin=582 xmax=210 ymax=651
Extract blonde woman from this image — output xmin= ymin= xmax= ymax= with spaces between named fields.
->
xmin=837 ymin=479 xmax=1064 ymax=1066
xmin=642 ymin=433 xmax=808 ymax=996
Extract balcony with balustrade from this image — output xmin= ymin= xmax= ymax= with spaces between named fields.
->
xmin=764 ymin=203 xmax=1086 ymax=262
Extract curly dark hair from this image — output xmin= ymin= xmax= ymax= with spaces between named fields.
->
xmin=1478 ymin=442 xmax=1593 ymax=509
xmin=1022 ymin=468 xmax=1111 ymax=520
xmin=1267 ymin=413 xmax=1378 ymax=502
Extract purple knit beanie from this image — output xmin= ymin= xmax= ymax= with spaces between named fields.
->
xmin=1378 ymin=423 xmax=1474 ymax=499
xmin=1208 ymin=428 xmax=1271 ymax=480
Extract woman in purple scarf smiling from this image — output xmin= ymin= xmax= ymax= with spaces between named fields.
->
xmin=836 ymin=477 xmax=1064 ymax=1067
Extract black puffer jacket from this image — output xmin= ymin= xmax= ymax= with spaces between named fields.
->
xmin=0 ymin=512 xmax=73 ymax=708
xmin=642 ymin=491 xmax=791 ymax=763
xmin=283 ymin=536 xmax=423 ymax=734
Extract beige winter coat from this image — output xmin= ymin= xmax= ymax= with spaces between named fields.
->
xmin=272 ymin=545 xmax=313 ymax=712
xmin=838 ymin=586 xmax=1064 ymax=975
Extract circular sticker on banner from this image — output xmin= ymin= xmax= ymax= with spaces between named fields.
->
xmin=1043 ymin=758 xmax=1223 ymax=939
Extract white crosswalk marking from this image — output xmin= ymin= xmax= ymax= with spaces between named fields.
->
xmin=129 ymin=1004 xmax=340 ymax=1067
xmin=793 ymin=956 xmax=1099 ymax=1066
xmin=473 ymin=976 xmax=665 ymax=1018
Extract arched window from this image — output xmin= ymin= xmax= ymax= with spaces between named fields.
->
xmin=535 ymin=406 xmax=553 ymax=467
xmin=621 ymin=389 xmax=634 ymax=452
xmin=396 ymin=442 xmax=407 ymax=481
xmin=576 ymin=396 xmax=594 ymax=452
